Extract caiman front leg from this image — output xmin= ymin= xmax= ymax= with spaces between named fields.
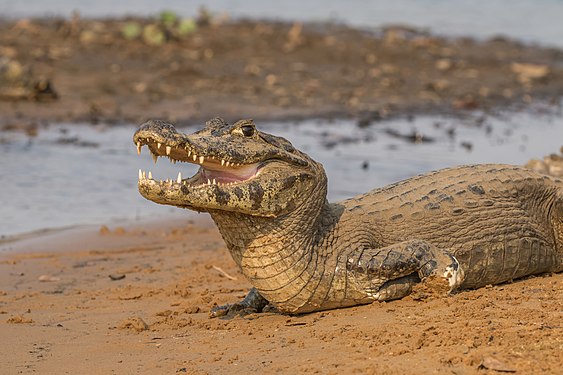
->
xmin=350 ymin=239 xmax=465 ymax=301
xmin=210 ymin=287 xmax=269 ymax=318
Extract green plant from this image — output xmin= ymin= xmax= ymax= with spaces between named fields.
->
xmin=159 ymin=10 xmax=177 ymax=28
xmin=177 ymin=18 xmax=197 ymax=36
xmin=122 ymin=22 xmax=142 ymax=40
xmin=143 ymin=24 xmax=166 ymax=46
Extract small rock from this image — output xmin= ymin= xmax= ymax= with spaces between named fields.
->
xmin=479 ymin=356 xmax=516 ymax=373
xmin=109 ymin=274 xmax=126 ymax=281
xmin=3 ymin=60 xmax=23 ymax=80
xmin=383 ymin=28 xmax=407 ymax=45
xmin=38 ymin=275 xmax=61 ymax=282
xmin=460 ymin=141 xmax=473 ymax=151
xmin=511 ymin=62 xmax=549 ymax=84
xmin=284 ymin=22 xmax=303 ymax=52
xmin=435 ymin=58 xmax=452 ymax=71
xmin=426 ymin=79 xmax=450 ymax=93
xmin=453 ymin=95 xmax=479 ymax=110
xmin=79 ymin=30 xmax=97 ymax=44
xmin=113 ymin=226 xmax=126 ymax=235
xmin=7 ymin=315 xmax=34 ymax=324
xmin=265 ymin=74 xmax=277 ymax=87
xmin=118 ymin=316 xmax=149 ymax=332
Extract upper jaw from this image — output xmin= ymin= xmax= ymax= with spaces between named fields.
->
xmin=133 ymin=120 xmax=312 ymax=189
xmin=134 ymin=128 xmax=249 ymax=168
xmin=133 ymin=119 xmax=310 ymax=168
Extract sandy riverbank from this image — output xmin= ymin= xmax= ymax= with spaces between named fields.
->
xmin=0 ymin=215 xmax=561 ymax=374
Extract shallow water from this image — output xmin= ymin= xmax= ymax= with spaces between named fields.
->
xmin=1 ymin=0 xmax=563 ymax=48
xmin=1 ymin=110 xmax=562 ymax=237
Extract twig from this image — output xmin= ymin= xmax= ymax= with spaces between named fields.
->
xmin=212 ymin=265 xmax=238 ymax=280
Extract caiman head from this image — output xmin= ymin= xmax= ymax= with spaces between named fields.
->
xmin=133 ymin=118 xmax=327 ymax=217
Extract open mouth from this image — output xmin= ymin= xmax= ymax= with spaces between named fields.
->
xmin=135 ymin=138 xmax=261 ymax=188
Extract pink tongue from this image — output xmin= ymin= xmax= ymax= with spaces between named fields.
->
xmin=202 ymin=165 xmax=258 ymax=183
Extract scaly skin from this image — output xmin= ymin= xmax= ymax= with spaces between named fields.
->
xmin=134 ymin=118 xmax=563 ymax=315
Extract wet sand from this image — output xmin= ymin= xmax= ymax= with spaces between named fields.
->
xmin=0 ymin=217 xmax=561 ymax=374
xmin=1 ymin=15 xmax=563 ymax=375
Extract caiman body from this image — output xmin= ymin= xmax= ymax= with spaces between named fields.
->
xmin=134 ymin=118 xmax=563 ymax=315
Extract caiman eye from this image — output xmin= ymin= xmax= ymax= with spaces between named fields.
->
xmin=240 ymin=125 xmax=255 ymax=137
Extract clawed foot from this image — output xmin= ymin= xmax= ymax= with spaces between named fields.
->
xmin=209 ymin=287 xmax=270 ymax=319
xmin=209 ymin=301 xmax=259 ymax=318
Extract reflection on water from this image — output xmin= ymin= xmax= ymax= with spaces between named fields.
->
xmin=0 ymin=110 xmax=562 ymax=236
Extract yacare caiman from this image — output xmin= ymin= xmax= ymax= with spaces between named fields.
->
xmin=133 ymin=118 xmax=563 ymax=316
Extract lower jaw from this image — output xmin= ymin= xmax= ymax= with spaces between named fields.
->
xmin=188 ymin=174 xmax=245 ymax=187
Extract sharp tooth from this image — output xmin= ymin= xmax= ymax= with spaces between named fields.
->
xmin=138 ymin=169 xmax=142 ymax=180
xmin=225 ymin=161 xmax=230 ymax=167
xmin=212 ymin=178 xmax=216 ymax=185
xmin=151 ymin=153 xmax=158 ymax=163
xmin=199 ymin=156 xmax=204 ymax=164
xmin=221 ymin=159 xmax=225 ymax=166
xmin=142 ymin=171 xmax=146 ymax=179
xmin=148 ymin=171 xmax=153 ymax=179
xmin=136 ymin=142 xmax=141 ymax=155
xmin=177 ymin=172 xmax=182 ymax=183
xmin=207 ymin=179 xmax=211 ymax=185
xmin=166 ymin=146 xmax=172 ymax=155
xmin=187 ymin=150 xmax=192 ymax=157
xmin=193 ymin=154 xmax=197 ymax=162
xmin=172 ymin=159 xmax=177 ymax=164
xmin=157 ymin=142 xmax=162 ymax=149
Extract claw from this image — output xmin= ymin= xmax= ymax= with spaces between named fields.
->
xmin=444 ymin=255 xmax=464 ymax=291
xmin=208 ymin=288 xmax=269 ymax=319
xmin=209 ymin=303 xmax=256 ymax=318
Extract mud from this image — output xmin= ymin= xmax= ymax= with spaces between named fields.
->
xmin=1 ymin=16 xmax=563 ymax=131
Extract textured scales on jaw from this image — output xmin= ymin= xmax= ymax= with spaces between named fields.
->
xmin=133 ymin=117 xmax=324 ymax=217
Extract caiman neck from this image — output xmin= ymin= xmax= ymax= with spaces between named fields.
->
xmin=208 ymin=179 xmax=330 ymax=271
xmin=208 ymin=176 xmax=348 ymax=313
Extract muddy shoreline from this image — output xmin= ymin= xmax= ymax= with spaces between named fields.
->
xmin=1 ymin=16 xmax=563 ymax=131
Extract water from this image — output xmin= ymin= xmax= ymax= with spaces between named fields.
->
xmin=1 ymin=111 xmax=562 ymax=237
xmin=0 ymin=1 xmax=563 ymax=48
